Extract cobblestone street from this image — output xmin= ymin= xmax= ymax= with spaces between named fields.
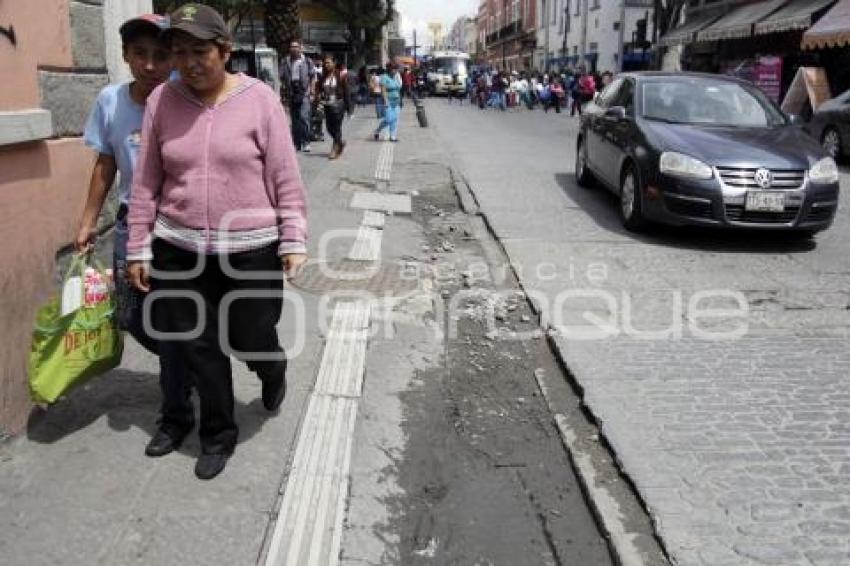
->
xmin=428 ymin=99 xmax=850 ymax=565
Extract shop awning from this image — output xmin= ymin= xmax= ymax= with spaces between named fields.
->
xmin=802 ymin=0 xmax=850 ymax=49
xmin=755 ymin=0 xmax=836 ymax=35
xmin=697 ymin=0 xmax=788 ymax=42
xmin=658 ymin=13 xmax=721 ymax=46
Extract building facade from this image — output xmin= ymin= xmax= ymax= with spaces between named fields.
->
xmin=537 ymin=0 xmax=654 ymax=73
xmin=478 ymin=0 xmax=538 ymax=71
xmin=464 ymin=17 xmax=479 ymax=56
xmin=0 ymin=0 xmax=150 ymax=436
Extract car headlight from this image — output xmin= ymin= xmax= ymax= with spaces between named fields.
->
xmin=809 ymin=156 xmax=839 ymax=184
xmin=659 ymin=151 xmax=713 ymax=180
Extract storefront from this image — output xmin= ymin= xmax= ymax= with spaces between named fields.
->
xmin=801 ymin=0 xmax=850 ymax=96
xmin=660 ymin=0 xmax=846 ymax=103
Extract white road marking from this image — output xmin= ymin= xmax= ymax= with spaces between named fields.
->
xmin=347 ymin=226 xmax=383 ymax=262
xmin=264 ymin=302 xmax=372 ymax=566
xmin=374 ymin=142 xmax=394 ymax=181
xmin=361 ymin=210 xmax=386 ymax=228
xmin=350 ymin=192 xmax=412 ymax=215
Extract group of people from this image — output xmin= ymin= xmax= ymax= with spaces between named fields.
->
xmin=76 ymin=4 xmax=307 ymax=480
xmin=279 ymin=41 xmax=352 ymax=159
xmin=279 ymin=46 xmax=409 ymax=155
xmin=469 ymin=67 xmax=613 ymax=116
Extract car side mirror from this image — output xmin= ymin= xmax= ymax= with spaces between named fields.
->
xmin=605 ymin=106 xmax=627 ymax=120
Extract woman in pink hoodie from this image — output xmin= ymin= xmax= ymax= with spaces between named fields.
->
xmin=126 ymin=4 xmax=307 ymax=480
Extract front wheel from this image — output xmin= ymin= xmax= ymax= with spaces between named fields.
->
xmin=620 ymin=165 xmax=647 ymax=232
xmin=575 ymin=139 xmax=594 ymax=188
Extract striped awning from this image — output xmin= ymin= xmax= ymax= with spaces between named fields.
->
xmin=696 ymin=0 xmax=788 ymax=42
xmin=755 ymin=0 xmax=836 ymax=35
xmin=802 ymin=0 xmax=850 ymax=49
xmin=658 ymin=12 xmax=721 ymax=46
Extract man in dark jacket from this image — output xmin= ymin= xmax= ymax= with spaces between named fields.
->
xmin=280 ymin=40 xmax=316 ymax=152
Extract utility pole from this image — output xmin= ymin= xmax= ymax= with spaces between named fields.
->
xmin=617 ymin=0 xmax=626 ymax=72
xmin=413 ymin=28 xmax=418 ymax=65
xmin=580 ymin=0 xmax=588 ymax=68
xmin=543 ymin=0 xmax=550 ymax=72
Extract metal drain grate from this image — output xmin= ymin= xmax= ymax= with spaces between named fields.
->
xmin=289 ymin=260 xmax=424 ymax=295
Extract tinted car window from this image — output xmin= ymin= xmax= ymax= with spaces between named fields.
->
xmin=597 ymin=79 xmax=624 ymax=108
xmin=610 ymin=79 xmax=635 ymax=113
xmin=640 ymin=79 xmax=786 ymax=127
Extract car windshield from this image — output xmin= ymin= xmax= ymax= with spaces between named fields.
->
xmin=641 ymin=79 xmax=787 ymax=128
xmin=434 ymin=57 xmax=468 ymax=76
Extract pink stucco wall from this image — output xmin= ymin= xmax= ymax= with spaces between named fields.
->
xmin=0 ymin=0 xmax=73 ymax=110
xmin=0 ymin=139 xmax=93 ymax=432
xmin=1 ymin=0 xmax=91 ymax=433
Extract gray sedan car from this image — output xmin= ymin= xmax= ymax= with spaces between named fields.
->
xmin=806 ymin=89 xmax=850 ymax=162
xmin=577 ymin=73 xmax=840 ymax=237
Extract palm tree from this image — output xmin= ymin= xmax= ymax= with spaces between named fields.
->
xmin=264 ymin=0 xmax=301 ymax=59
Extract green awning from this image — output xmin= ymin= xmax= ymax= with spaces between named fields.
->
xmin=658 ymin=13 xmax=721 ymax=47
xmin=696 ymin=0 xmax=787 ymax=42
xmin=755 ymin=0 xmax=836 ymax=35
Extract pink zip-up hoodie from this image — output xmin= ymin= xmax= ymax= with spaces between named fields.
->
xmin=126 ymin=75 xmax=307 ymax=260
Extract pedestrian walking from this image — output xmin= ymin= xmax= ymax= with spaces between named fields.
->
xmin=75 ymin=13 xmax=195 ymax=460
xmin=548 ymin=79 xmax=564 ymax=113
xmin=317 ymin=54 xmax=352 ymax=160
xmin=371 ymin=69 xmax=385 ymax=118
xmin=280 ymin=39 xmax=316 ymax=152
xmin=490 ymin=69 xmax=507 ymax=111
xmin=126 ymin=3 xmax=308 ymax=480
xmin=374 ymin=62 xmax=402 ymax=142
xmin=356 ymin=66 xmax=368 ymax=106
xmin=402 ymin=67 xmax=414 ymax=99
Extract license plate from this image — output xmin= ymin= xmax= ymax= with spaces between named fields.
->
xmin=745 ymin=191 xmax=785 ymax=212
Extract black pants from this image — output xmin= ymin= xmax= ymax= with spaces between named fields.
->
xmin=325 ymin=105 xmax=344 ymax=146
xmin=151 ymin=239 xmax=286 ymax=454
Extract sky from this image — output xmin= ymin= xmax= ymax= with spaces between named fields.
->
xmin=396 ymin=0 xmax=479 ymax=49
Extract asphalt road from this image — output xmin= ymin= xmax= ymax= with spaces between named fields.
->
xmin=427 ymin=98 xmax=850 ymax=566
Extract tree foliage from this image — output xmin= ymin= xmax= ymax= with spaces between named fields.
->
xmin=152 ymin=0 xmax=256 ymax=33
xmin=150 ymin=0 xmax=393 ymax=65
xmin=312 ymin=0 xmax=395 ymax=64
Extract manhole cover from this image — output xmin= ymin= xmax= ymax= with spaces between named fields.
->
xmin=289 ymin=259 xmax=425 ymax=295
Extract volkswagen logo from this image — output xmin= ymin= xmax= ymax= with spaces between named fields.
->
xmin=754 ymin=168 xmax=773 ymax=189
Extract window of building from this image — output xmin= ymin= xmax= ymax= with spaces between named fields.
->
xmin=574 ymin=0 xmax=580 ymax=16
xmin=591 ymin=0 xmax=600 ymax=9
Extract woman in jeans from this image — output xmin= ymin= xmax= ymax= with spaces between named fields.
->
xmin=374 ymin=62 xmax=402 ymax=142
xmin=318 ymin=54 xmax=352 ymax=160
xmin=127 ymin=4 xmax=307 ymax=480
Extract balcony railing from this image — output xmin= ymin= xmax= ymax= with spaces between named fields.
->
xmin=485 ymin=19 xmax=524 ymax=47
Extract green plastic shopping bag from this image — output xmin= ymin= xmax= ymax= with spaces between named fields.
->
xmin=28 ymin=253 xmax=124 ymax=404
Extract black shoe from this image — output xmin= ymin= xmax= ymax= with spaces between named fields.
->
xmin=261 ymin=362 xmax=287 ymax=411
xmin=194 ymin=451 xmax=231 ymax=480
xmin=145 ymin=425 xmax=191 ymax=458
